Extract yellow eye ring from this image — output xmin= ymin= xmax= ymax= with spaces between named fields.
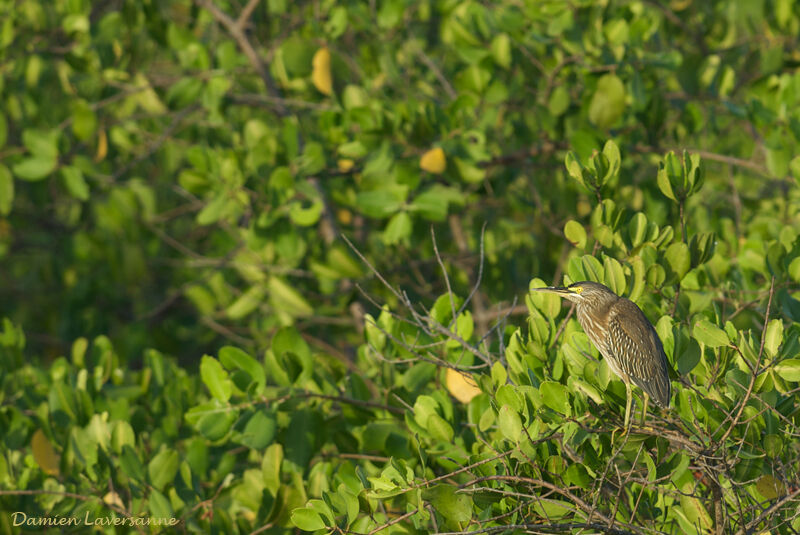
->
xmin=572 ymin=286 xmax=583 ymax=294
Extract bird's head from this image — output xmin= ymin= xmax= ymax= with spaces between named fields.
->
xmin=530 ymin=281 xmax=618 ymax=305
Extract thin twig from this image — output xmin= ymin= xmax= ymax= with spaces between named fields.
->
xmin=714 ymin=275 xmax=775 ymax=449
xmin=196 ymin=0 xmax=287 ymax=116
xmin=416 ymin=49 xmax=457 ymax=100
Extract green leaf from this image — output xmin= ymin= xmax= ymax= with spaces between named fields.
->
xmin=657 ymin=152 xmax=679 ymax=202
xmin=581 ymin=255 xmax=605 ymax=283
xmin=262 ymin=443 xmax=283 ymax=495
xmin=498 ymin=405 xmax=522 ymax=442
xmin=338 ymin=140 xmax=368 ymax=158
xmin=764 ymin=319 xmax=783 ymax=358
xmin=288 ymin=200 xmax=323 ymax=226
xmin=62 ymin=14 xmax=89 ymax=34
xmin=298 ymin=142 xmax=326 ymax=175
xmin=355 ymin=189 xmax=405 ymax=219
xmin=110 ymin=421 xmax=135 ymax=455
xmin=664 ymin=242 xmax=690 ymax=283
xmin=491 ymin=362 xmax=507 ymax=389
xmin=382 ymin=211 xmax=412 ymax=246
xmin=325 ymin=6 xmax=348 ymax=38
xmin=588 ymin=74 xmax=626 ymax=129
xmin=273 ymin=326 xmax=312 ymax=361
xmin=684 ymin=151 xmax=704 ymax=195
xmin=454 ymin=157 xmax=486 ymax=183
xmin=410 ymin=186 xmax=458 ymax=221
xmin=646 ymin=264 xmax=666 ymax=287
xmin=788 ymin=257 xmax=800 ymax=283
xmin=689 ymin=232 xmax=716 ymax=267
xmin=564 ymin=220 xmax=587 ymax=249
xmin=148 ymin=489 xmax=173 ymax=518
xmin=187 ymin=400 xmax=238 ymax=440
xmin=0 ymin=164 xmax=13 ymax=215
xmin=451 ymin=311 xmax=474 ymax=346
xmin=119 ymin=445 xmax=145 ymax=482
xmin=766 ymin=133 xmax=790 ymax=177
xmin=478 ymin=406 xmax=496 ymax=432
xmin=766 ymin=242 xmax=786 ymax=276
xmin=490 ymin=33 xmax=511 ymax=69
xmin=790 ymin=155 xmax=800 ymax=187
xmin=167 ymin=77 xmax=204 ymax=108
xmin=61 ymin=166 xmax=90 ymax=201
xmin=601 ymin=139 xmax=621 ymax=181
xmin=148 ymin=448 xmax=179 ymax=491
xmin=285 ymin=409 xmax=321 ymax=468
xmin=496 ymin=384 xmax=523 ymax=412
xmin=628 ymin=212 xmax=648 ymax=248
xmin=430 ymin=293 xmax=463 ymax=326
xmin=548 ymin=85 xmax=570 ymax=116
xmin=268 ymin=276 xmax=313 ymax=318
xmin=564 ymin=151 xmax=584 ymax=186
xmin=71 ymin=100 xmax=97 ymax=141
xmin=337 ymin=483 xmax=359 ymax=526
xmin=364 ymin=313 xmax=387 ymax=351
xmin=225 ymin=284 xmax=265 ymax=320
xmin=413 ymin=395 xmax=440 ymax=428
xmin=540 ymin=381 xmax=571 ymax=415
xmin=291 ymin=507 xmax=326 ymax=531
xmin=196 ymin=194 xmax=229 ymax=225
xmin=200 ymin=355 xmax=233 ymax=402
xmin=603 ymin=256 xmax=625 ymax=296
xmin=628 ymin=256 xmax=646 ymax=302
xmin=693 ymin=319 xmax=730 ymax=348
xmin=22 ymin=129 xmax=59 ymax=159
xmin=421 ymin=484 xmax=471 ymax=523
xmin=565 ymin=463 xmax=592 ymax=488
xmin=12 ymin=156 xmax=57 ymax=181
xmin=238 ymin=410 xmax=277 ymax=449
xmin=774 ymin=359 xmax=800 ymax=381
xmin=677 ymin=338 xmax=700 ymax=375
xmin=426 ymin=413 xmax=454 ymax=442
xmin=219 ymin=346 xmax=265 ymax=389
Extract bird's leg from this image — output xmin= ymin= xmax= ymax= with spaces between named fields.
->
xmin=641 ymin=392 xmax=649 ymax=427
xmin=612 ymin=383 xmax=634 ymax=442
xmin=623 ymin=382 xmax=633 ymax=434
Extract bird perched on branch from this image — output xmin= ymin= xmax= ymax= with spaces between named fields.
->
xmin=531 ymin=281 xmax=671 ymax=432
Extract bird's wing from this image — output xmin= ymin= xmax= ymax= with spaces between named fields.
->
xmin=607 ymin=299 xmax=671 ymax=407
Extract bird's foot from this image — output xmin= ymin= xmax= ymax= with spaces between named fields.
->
xmin=611 ymin=425 xmax=629 ymax=443
xmin=612 ymin=423 xmax=654 ymax=442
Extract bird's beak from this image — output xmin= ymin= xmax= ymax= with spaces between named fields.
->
xmin=529 ymin=286 xmax=573 ymax=295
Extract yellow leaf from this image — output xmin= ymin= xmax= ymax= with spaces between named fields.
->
xmin=337 ymin=158 xmax=354 ymax=172
xmin=670 ymin=0 xmax=692 ymax=10
xmin=337 ymin=209 xmax=352 ymax=225
xmin=94 ymin=128 xmax=107 ymax=162
xmin=445 ymin=368 xmax=481 ymax=404
xmin=420 ymin=147 xmax=446 ymax=174
xmin=103 ymin=491 xmax=124 ymax=509
xmin=32 ymin=429 xmax=60 ymax=476
xmin=311 ymin=48 xmax=333 ymax=96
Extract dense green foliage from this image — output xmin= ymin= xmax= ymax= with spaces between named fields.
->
xmin=2 ymin=0 xmax=800 ymax=533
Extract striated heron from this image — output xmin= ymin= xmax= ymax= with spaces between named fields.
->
xmin=531 ymin=281 xmax=671 ymax=431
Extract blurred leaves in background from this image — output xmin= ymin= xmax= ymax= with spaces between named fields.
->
xmin=2 ymin=0 xmax=800 ymax=533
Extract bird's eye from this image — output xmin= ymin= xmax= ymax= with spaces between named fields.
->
xmin=573 ymin=286 xmax=583 ymax=294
